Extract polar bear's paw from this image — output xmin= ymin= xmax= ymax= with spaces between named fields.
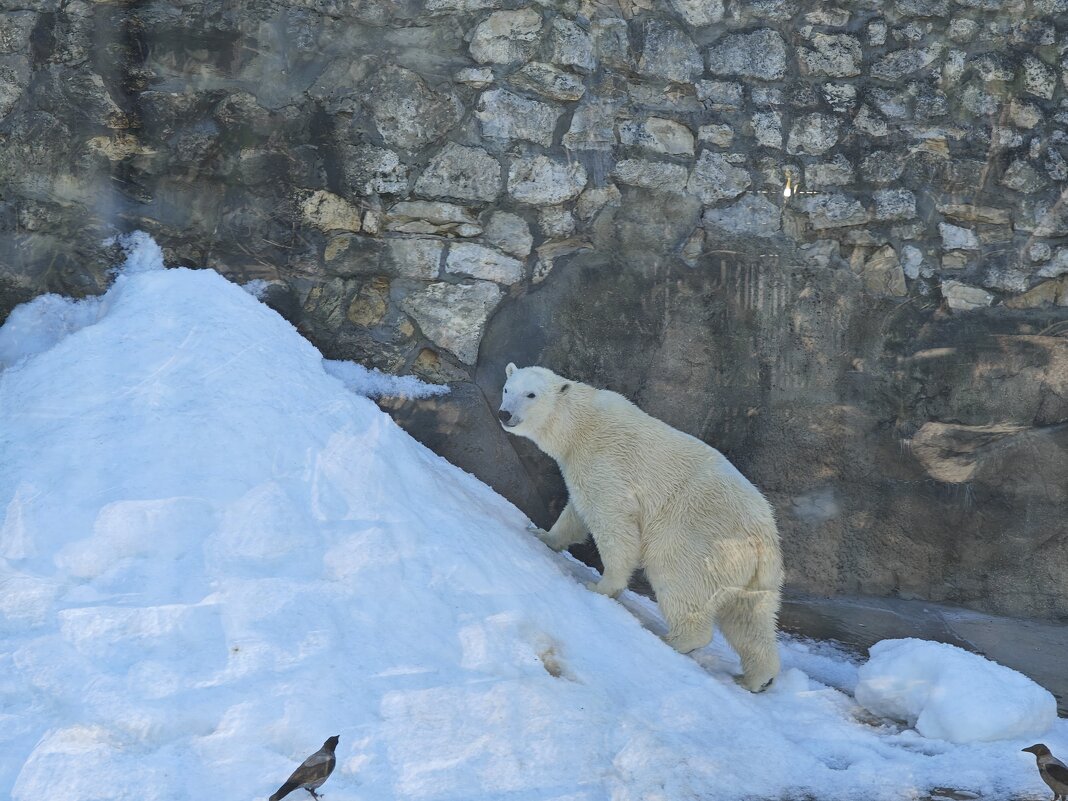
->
xmin=664 ymin=629 xmax=713 ymax=655
xmin=526 ymin=522 xmax=567 ymax=552
xmin=585 ymin=580 xmax=623 ymax=598
xmin=735 ymin=673 xmax=776 ymax=693
xmin=526 ymin=522 xmax=548 ymax=537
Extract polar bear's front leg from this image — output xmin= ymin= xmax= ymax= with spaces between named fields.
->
xmin=534 ymin=501 xmax=589 ymax=552
xmin=587 ymin=513 xmax=641 ymax=598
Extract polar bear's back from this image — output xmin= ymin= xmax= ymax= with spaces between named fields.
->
xmin=563 ymin=385 xmax=777 ymax=542
xmin=586 ymin=387 xmax=766 ymax=486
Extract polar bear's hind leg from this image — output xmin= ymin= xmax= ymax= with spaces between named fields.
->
xmin=658 ymin=585 xmax=718 ymax=654
xmin=718 ymin=588 xmax=780 ymax=692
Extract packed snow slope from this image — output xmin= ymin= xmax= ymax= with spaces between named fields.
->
xmin=1 ymin=237 xmax=1064 ymax=801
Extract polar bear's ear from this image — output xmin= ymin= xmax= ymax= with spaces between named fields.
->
xmin=505 ymin=362 xmax=516 ymax=378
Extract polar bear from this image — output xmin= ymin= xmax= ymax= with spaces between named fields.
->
xmin=498 ymin=363 xmax=783 ymax=691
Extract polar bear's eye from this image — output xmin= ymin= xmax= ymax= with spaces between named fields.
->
xmin=527 ymin=393 xmax=536 ymax=398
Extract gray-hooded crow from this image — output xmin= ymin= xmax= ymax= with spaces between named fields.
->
xmin=270 ymin=735 xmax=339 ymax=801
xmin=1023 ymin=744 xmax=1068 ymax=801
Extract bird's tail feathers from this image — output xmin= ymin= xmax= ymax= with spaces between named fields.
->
xmin=270 ymin=782 xmax=298 ymax=801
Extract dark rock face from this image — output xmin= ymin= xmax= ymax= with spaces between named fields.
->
xmin=2 ymin=0 xmax=1068 ymax=620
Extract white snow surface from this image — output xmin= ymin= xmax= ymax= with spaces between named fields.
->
xmin=855 ymin=638 xmax=1057 ymax=744
xmin=0 ymin=232 xmax=162 ymax=370
xmin=241 ymin=278 xmax=273 ymax=300
xmin=323 ymin=359 xmax=449 ymax=400
xmin=0 ymin=235 xmax=1065 ymax=801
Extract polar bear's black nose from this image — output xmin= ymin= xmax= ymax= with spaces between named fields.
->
xmin=498 ymin=409 xmax=512 ymax=423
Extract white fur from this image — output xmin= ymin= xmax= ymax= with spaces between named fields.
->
xmin=500 ymin=364 xmax=783 ymax=691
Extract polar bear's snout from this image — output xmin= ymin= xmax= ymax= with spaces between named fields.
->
xmin=497 ymin=401 xmax=525 ymax=429
xmin=499 ymin=361 xmax=537 ymax=430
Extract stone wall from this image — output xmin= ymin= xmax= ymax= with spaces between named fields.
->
xmin=2 ymin=0 xmax=1067 ymax=619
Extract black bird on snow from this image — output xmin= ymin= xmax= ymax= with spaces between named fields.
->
xmin=1023 ymin=744 xmax=1068 ymax=801
xmin=270 ymin=735 xmax=339 ymax=801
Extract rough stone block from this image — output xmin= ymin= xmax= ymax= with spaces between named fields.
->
xmin=302 ymin=190 xmax=362 ymax=233
xmin=549 ymin=18 xmax=594 ymax=73
xmin=687 ymin=151 xmax=752 ymax=204
xmin=400 ymin=280 xmax=503 ymax=364
xmin=613 ymin=158 xmax=690 ymax=192
xmin=510 ymin=62 xmax=586 ymax=102
xmin=469 ymin=9 xmax=543 ymax=65
xmin=939 ymin=223 xmax=980 ymax=251
xmin=476 ymin=89 xmax=561 ymax=147
xmin=798 ymin=33 xmax=862 ymax=78
xmin=618 ymin=117 xmax=695 ymax=156
xmin=508 ymin=155 xmax=588 ymax=205
xmin=638 ymin=19 xmax=702 ymax=82
xmin=483 ymin=211 xmax=533 ymax=258
xmin=702 ymin=193 xmax=782 ymax=237
xmin=786 ymin=113 xmax=840 ymax=155
xmin=415 ymin=143 xmax=502 ymax=203
xmin=706 ymin=29 xmax=788 ymax=81
xmin=802 ymin=193 xmax=869 ymax=229
xmin=941 ymin=280 xmax=994 ymax=310
xmin=363 ymin=66 xmax=462 ymax=151
xmin=446 ymin=242 xmax=524 ymax=285
xmin=873 ymin=189 xmax=917 ymax=221
xmin=386 ymin=237 xmax=444 ymax=280
xmin=669 ymin=0 xmax=725 ymax=26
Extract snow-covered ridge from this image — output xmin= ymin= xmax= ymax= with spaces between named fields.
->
xmin=0 ymin=233 xmax=446 ymax=401
xmin=0 ymin=234 xmax=1063 ymax=800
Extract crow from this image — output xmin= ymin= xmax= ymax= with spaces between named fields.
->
xmin=270 ymin=735 xmax=339 ymax=801
xmin=1023 ymin=744 xmax=1068 ymax=801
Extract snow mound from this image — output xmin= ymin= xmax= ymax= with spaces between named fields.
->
xmin=0 ymin=292 xmax=105 ymax=370
xmin=104 ymin=230 xmax=167 ymax=275
xmin=855 ymin=639 xmax=1057 ymax=743
xmin=0 ymin=232 xmax=442 ymax=400
xmin=0 ymin=232 xmax=160 ymax=371
xmin=1 ymin=235 xmax=1065 ymax=801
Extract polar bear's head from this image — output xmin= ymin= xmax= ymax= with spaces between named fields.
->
xmin=498 ymin=363 xmax=571 ymax=441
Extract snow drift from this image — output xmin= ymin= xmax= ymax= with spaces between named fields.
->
xmin=0 ymin=235 xmax=1064 ymax=801
xmin=856 ymin=638 xmax=1057 ymax=744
